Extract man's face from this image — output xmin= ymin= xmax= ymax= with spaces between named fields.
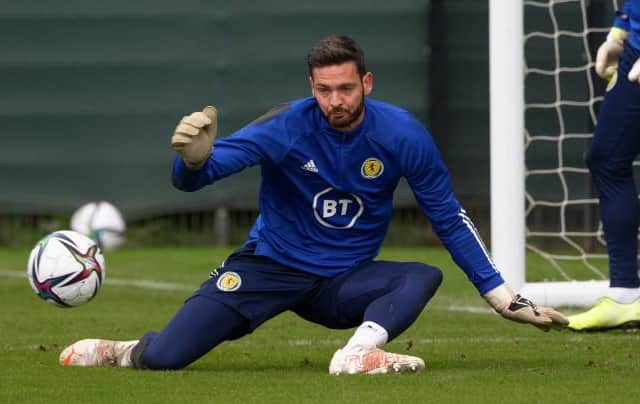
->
xmin=309 ymin=62 xmax=373 ymax=131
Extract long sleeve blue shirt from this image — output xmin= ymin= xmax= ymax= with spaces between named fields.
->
xmin=173 ymin=97 xmax=504 ymax=294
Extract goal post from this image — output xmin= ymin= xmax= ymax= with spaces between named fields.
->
xmin=489 ymin=0 xmax=614 ymax=307
xmin=489 ymin=0 xmax=526 ymax=292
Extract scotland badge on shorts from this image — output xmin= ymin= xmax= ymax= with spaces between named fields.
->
xmin=216 ymin=271 xmax=242 ymax=292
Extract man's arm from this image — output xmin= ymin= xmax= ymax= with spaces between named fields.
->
xmin=400 ymin=123 xmax=568 ymax=331
xmin=170 ymin=104 xmax=294 ymax=192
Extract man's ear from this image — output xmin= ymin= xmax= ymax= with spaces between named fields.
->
xmin=309 ymin=77 xmax=315 ymax=96
xmin=362 ymin=72 xmax=373 ymax=96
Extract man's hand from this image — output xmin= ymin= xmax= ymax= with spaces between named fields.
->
xmin=171 ymin=106 xmax=218 ymax=169
xmin=595 ymin=27 xmax=628 ymax=80
xmin=483 ymin=284 xmax=569 ymax=331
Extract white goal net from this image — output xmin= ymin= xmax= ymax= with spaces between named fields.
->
xmin=491 ymin=0 xmax=631 ymax=306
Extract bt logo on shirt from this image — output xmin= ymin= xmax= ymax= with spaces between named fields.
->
xmin=312 ymin=187 xmax=364 ymax=229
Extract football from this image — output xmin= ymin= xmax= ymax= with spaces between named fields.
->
xmin=70 ymin=201 xmax=126 ymax=250
xmin=27 ymin=230 xmax=106 ymax=307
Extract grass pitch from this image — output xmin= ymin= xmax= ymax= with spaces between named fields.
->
xmin=1 ymin=246 xmax=638 ymax=403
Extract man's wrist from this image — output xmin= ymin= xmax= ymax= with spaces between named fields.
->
xmin=184 ymin=159 xmax=207 ymax=170
xmin=180 ymin=154 xmax=209 ymax=170
xmin=183 ymin=146 xmax=213 ymax=170
xmin=482 ymin=283 xmax=515 ymax=313
xmin=608 ymin=27 xmax=629 ymax=42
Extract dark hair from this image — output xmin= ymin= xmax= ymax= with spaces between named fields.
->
xmin=307 ymin=35 xmax=367 ymax=77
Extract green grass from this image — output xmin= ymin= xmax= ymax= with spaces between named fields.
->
xmin=1 ymin=247 xmax=638 ymax=403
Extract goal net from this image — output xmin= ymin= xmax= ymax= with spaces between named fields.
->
xmin=491 ymin=0 xmax=628 ymax=307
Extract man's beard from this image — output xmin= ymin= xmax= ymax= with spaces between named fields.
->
xmin=324 ymin=93 xmax=365 ymax=130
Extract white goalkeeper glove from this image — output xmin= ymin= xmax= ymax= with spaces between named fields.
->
xmin=483 ymin=284 xmax=569 ymax=332
xmin=171 ymin=106 xmax=218 ymax=169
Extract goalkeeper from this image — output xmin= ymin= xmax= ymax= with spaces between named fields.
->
xmin=59 ymin=35 xmax=568 ymax=374
xmin=568 ymin=1 xmax=640 ymax=331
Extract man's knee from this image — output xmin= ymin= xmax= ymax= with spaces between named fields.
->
xmin=586 ymin=148 xmax=632 ymax=181
xmin=585 ymin=147 xmax=604 ymax=175
xmin=585 ymin=145 xmax=612 ymax=177
xmin=404 ymin=263 xmax=443 ymax=294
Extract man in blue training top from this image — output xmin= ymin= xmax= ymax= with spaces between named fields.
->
xmin=568 ymin=0 xmax=640 ymax=331
xmin=59 ymin=35 xmax=568 ymax=374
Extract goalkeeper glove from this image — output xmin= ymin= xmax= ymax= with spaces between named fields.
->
xmin=595 ymin=27 xmax=628 ymax=81
xmin=171 ymin=106 xmax=218 ymax=169
xmin=483 ymin=283 xmax=569 ymax=332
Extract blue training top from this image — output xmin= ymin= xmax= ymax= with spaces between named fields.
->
xmin=172 ymin=97 xmax=504 ymax=294
xmin=615 ymin=0 xmax=640 ymax=51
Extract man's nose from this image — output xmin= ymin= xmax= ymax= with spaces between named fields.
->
xmin=329 ymin=91 xmax=342 ymax=107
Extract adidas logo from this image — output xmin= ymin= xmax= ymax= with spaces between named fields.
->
xmin=301 ymin=159 xmax=318 ymax=173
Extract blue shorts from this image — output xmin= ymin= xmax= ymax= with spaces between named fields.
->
xmin=192 ymin=243 xmax=441 ymax=331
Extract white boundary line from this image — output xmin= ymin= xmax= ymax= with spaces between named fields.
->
xmin=0 ymin=269 xmax=492 ymax=314
xmin=0 ymin=269 xmax=195 ymax=291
